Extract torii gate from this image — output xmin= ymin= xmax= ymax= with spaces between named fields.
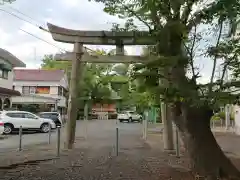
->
xmin=47 ymin=23 xmax=173 ymax=149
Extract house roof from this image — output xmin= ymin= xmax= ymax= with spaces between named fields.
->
xmin=0 ymin=87 xmax=21 ymax=96
xmin=0 ymin=48 xmax=25 ymax=67
xmin=14 ymin=69 xmax=65 ymax=81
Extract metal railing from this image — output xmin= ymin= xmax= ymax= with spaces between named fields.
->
xmin=17 ymin=125 xmax=61 ymax=157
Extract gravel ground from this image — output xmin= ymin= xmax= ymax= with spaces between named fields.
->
xmin=0 ymin=121 xmax=240 ymax=180
xmin=0 ymin=140 xmax=193 ymax=180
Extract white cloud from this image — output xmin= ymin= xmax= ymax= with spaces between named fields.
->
xmin=0 ymin=0 xmax=214 ymax=83
xmin=0 ymin=0 xmax=143 ymax=68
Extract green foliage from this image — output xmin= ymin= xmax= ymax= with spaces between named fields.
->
xmin=41 ymin=54 xmax=112 ymax=101
xmin=1 ymin=0 xmax=16 ymax=4
xmin=92 ymin=0 xmax=240 ymax=109
xmin=41 ymin=53 xmax=154 ymax=110
xmin=211 ymin=111 xmax=234 ymax=121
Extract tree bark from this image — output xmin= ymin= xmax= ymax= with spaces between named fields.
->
xmin=174 ymin=106 xmax=240 ymax=180
xmin=161 ymin=19 xmax=240 ymax=179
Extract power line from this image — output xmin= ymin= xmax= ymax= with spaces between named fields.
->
xmin=19 ymin=28 xmax=67 ymax=52
xmin=0 ymin=8 xmax=72 ymax=53
xmin=38 ymin=26 xmax=98 ymax=53
xmin=0 ymin=8 xmax=39 ymax=27
xmin=1 ymin=7 xmax=101 ymax=54
xmin=6 ymin=5 xmax=45 ymax=27
xmin=1 ymin=7 xmax=138 ymax=55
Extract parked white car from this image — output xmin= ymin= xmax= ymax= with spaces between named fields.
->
xmin=0 ymin=111 xmax=56 ymax=134
xmin=0 ymin=120 xmax=4 ymax=135
xmin=117 ymin=111 xmax=142 ymax=123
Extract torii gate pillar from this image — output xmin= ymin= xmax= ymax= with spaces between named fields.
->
xmin=65 ymin=42 xmax=83 ymax=149
xmin=47 ymin=23 xmax=86 ymax=149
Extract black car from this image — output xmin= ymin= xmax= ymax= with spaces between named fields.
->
xmin=38 ymin=112 xmax=62 ymax=127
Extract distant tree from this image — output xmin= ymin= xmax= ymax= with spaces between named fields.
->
xmin=1 ymin=0 xmax=16 ymax=4
xmin=41 ymin=54 xmax=113 ymax=103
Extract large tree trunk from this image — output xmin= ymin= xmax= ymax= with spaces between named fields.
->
xmin=174 ymin=106 xmax=240 ymax=180
xmin=160 ymin=20 xmax=240 ymax=179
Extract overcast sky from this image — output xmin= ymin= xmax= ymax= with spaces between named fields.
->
xmin=0 ymin=0 xmax=215 ymax=83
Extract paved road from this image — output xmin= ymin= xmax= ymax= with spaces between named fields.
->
xmin=1 ymin=120 xmax=191 ymax=180
xmin=0 ymin=120 xmax=144 ymax=152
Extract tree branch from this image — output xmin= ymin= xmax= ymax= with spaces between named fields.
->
xmin=120 ymin=3 xmax=152 ymax=31
xmin=209 ymin=21 xmax=224 ymax=92
xmin=183 ymin=23 xmax=198 ymax=82
xmin=219 ymin=55 xmax=236 ymax=89
xmin=190 ymin=25 xmax=197 ymax=79
xmin=186 ymin=1 xmax=215 ymax=31
xmin=181 ymin=0 xmax=197 ymax=24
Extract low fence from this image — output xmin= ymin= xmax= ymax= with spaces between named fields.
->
xmin=16 ymin=125 xmax=62 ymax=157
xmin=210 ymin=119 xmax=235 ymax=128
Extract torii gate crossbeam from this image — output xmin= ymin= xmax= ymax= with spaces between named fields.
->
xmin=47 ymin=23 xmax=173 ymax=150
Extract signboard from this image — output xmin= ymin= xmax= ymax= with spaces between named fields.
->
xmin=92 ymin=103 xmax=116 ymax=112
xmin=36 ymin=86 xmax=50 ymax=94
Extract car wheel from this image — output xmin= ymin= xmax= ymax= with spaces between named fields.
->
xmin=4 ymin=124 xmax=13 ymax=134
xmin=128 ymin=117 xmax=132 ymax=123
xmin=41 ymin=123 xmax=50 ymax=133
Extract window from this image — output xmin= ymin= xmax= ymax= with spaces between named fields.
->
xmin=22 ymin=113 xmax=37 ymax=119
xmin=63 ymin=88 xmax=67 ymax=97
xmin=22 ymin=86 xmax=30 ymax=94
xmin=39 ymin=114 xmax=51 ymax=119
xmin=58 ymin=87 xmax=63 ymax=96
xmin=6 ymin=113 xmax=22 ymax=118
xmin=29 ymin=87 xmax=36 ymax=94
xmin=22 ymin=86 xmax=36 ymax=95
xmin=36 ymin=86 xmax=50 ymax=94
xmin=3 ymin=70 xmax=8 ymax=79
xmin=0 ymin=69 xmax=8 ymax=79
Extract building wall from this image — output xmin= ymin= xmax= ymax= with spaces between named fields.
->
xmin=0 ymin=71 xmax=13 ymax=89
xmin=13 ymin=77 xmax=68 ymax=107
xmin=12 ymin=95 xmax=56 ymax=104
xmin=0 ymin=58 xmax=13 ymax=89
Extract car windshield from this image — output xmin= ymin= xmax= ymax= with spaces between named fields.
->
xmin=124 ymin=111 xmax=134 ymax=114
xmin=39 ymin=113 xmax=58 ymax=119
xmin=39 ymin=112 xmax=58 ymax=116
xmin=119 ymin=111 xmax=135 ymax=114
xmin=119 ymin=111 xmax=126 ymax=114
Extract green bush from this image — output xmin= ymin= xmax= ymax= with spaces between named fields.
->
xmin=211 ymin=115 xmax=221 ymax=121
xmin=211 ymin=111 xmax=234 ymax=121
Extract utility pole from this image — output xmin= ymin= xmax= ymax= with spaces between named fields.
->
xmin=47 ymin=22 xmax=174 ymax=149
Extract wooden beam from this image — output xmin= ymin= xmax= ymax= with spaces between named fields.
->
xmin=54 ymin=52 xmax=152 ymax=64
xmin=48 ymin=23 xmax=151 ymax=37
xmin=47 ymin=23 xmax=156 ymax=45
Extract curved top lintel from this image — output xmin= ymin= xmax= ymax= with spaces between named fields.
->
xmin=47 ymin=23 xmax=149 ymax=37
xmin=47 ymin=23 xmax=155 ymax=45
